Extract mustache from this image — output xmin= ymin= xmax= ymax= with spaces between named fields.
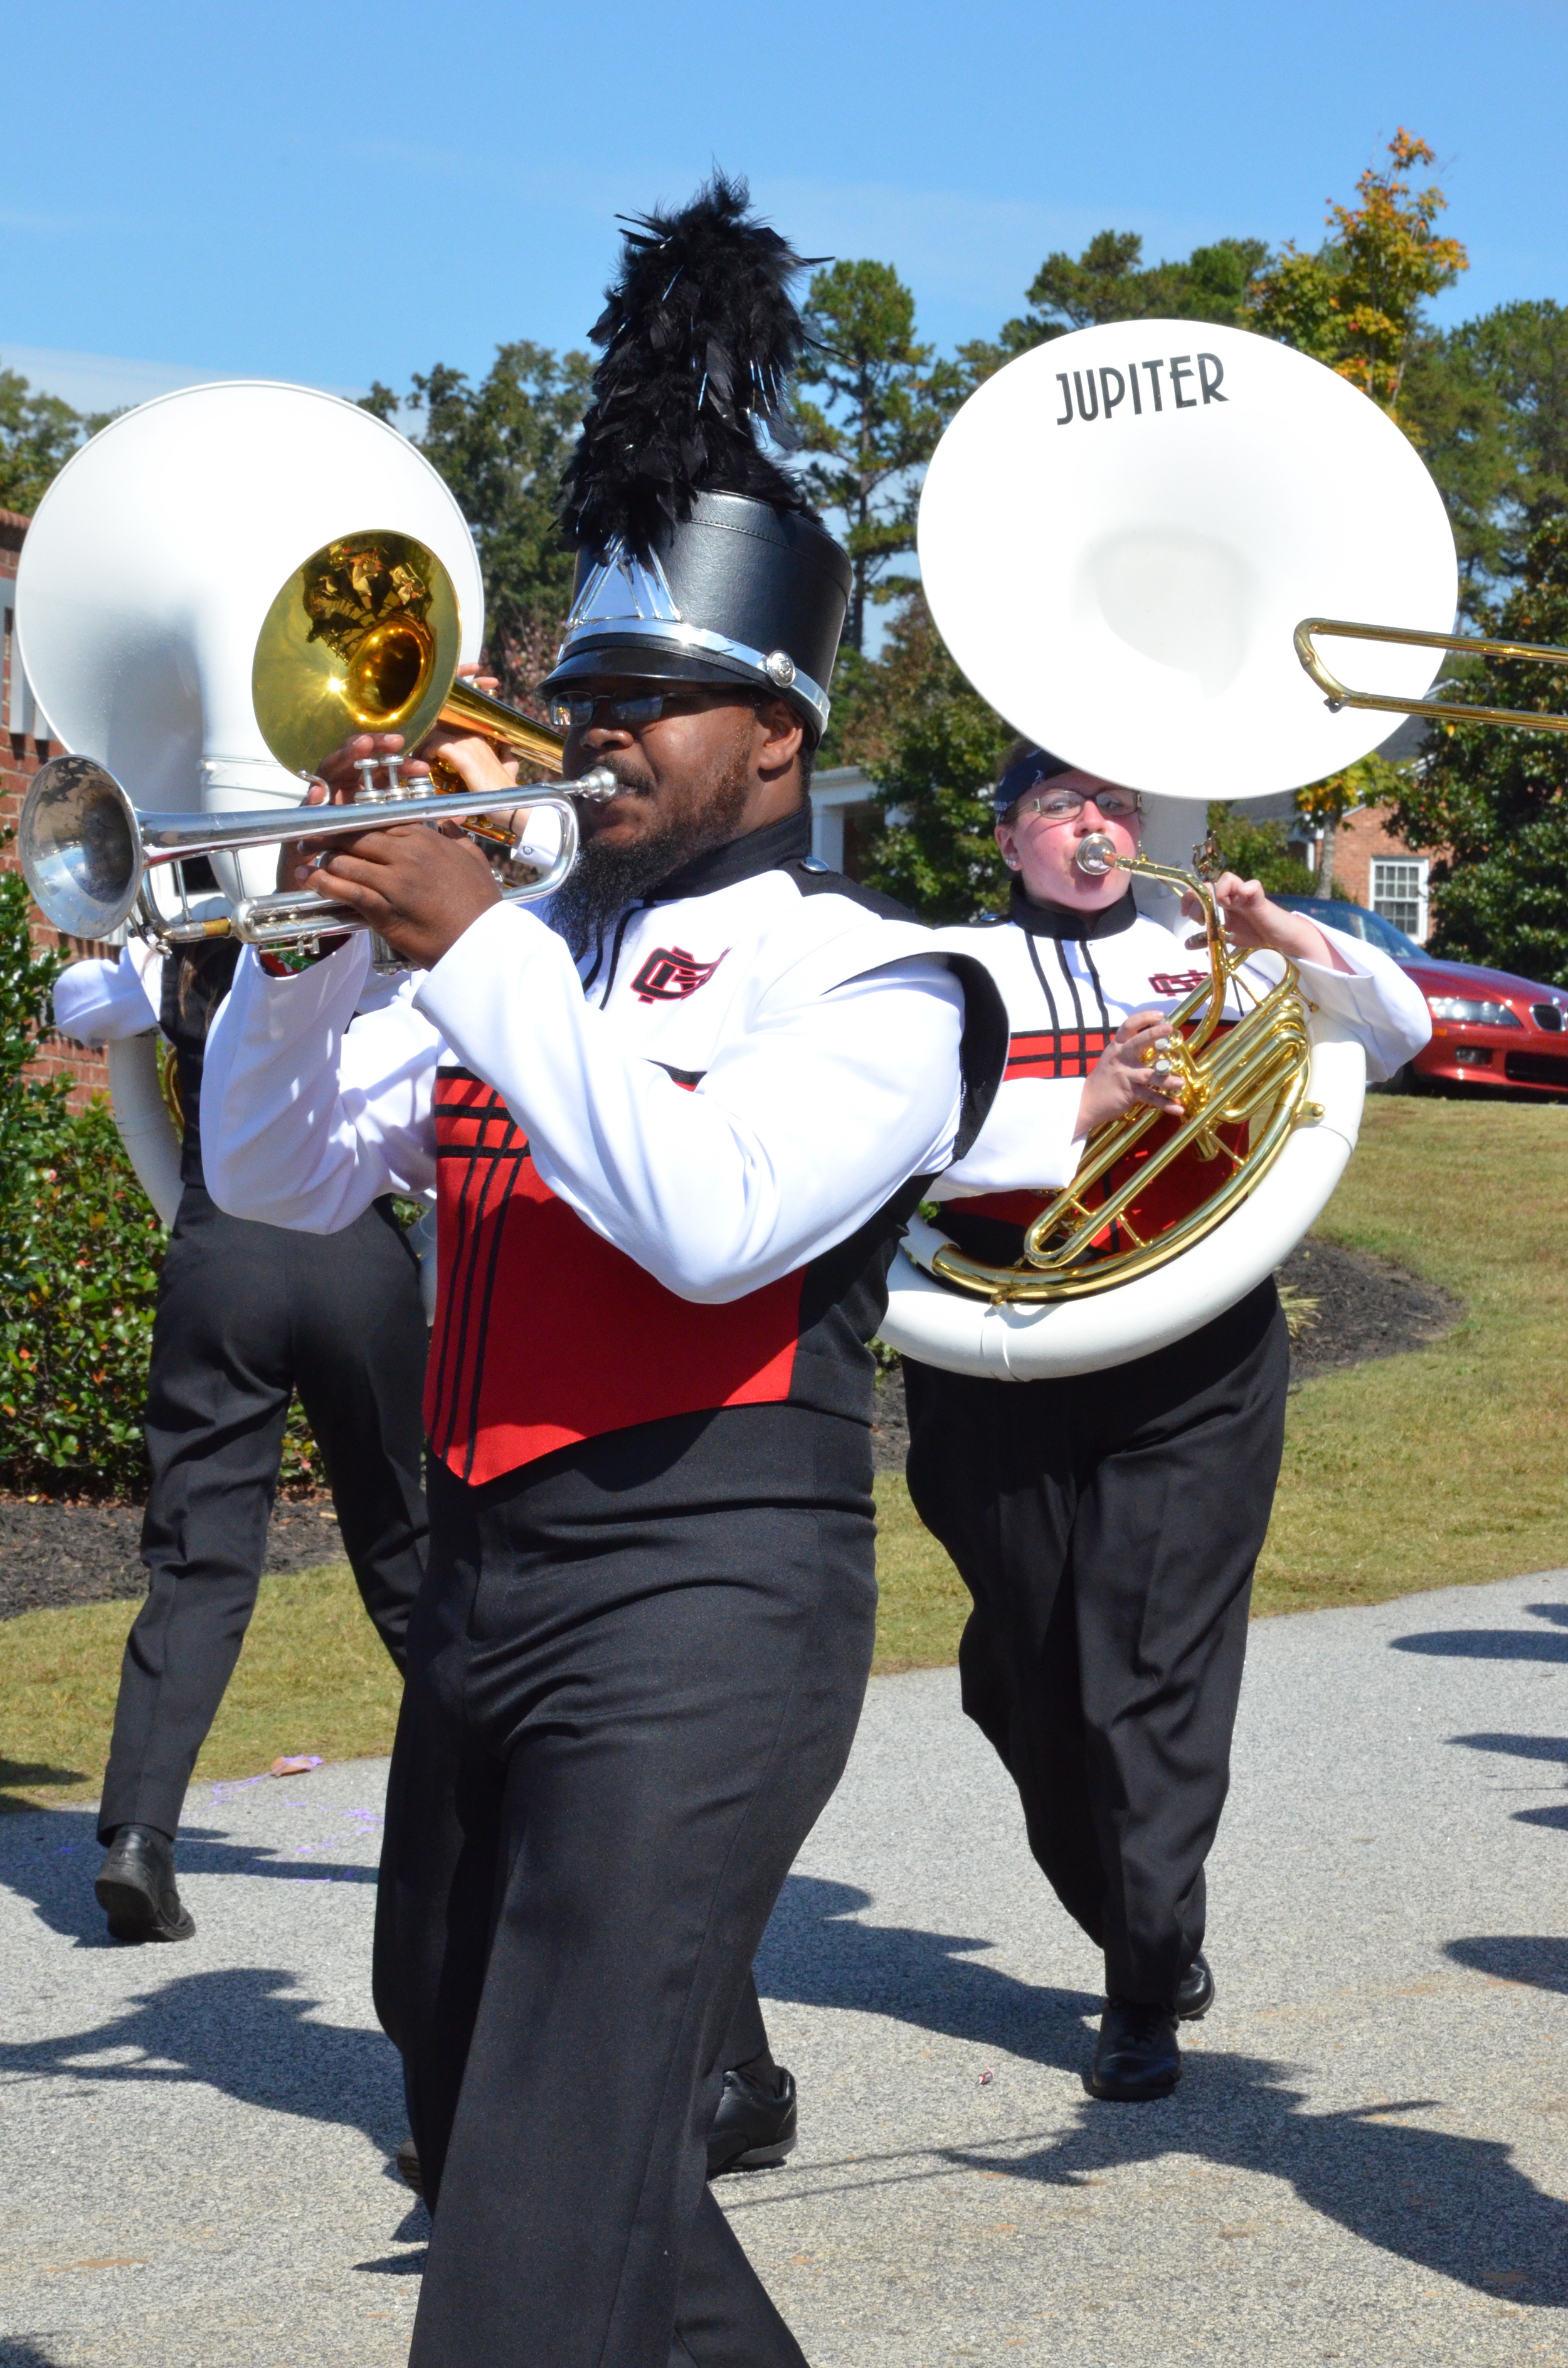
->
xmin=573 ymin=754 xmax=655 ymax=822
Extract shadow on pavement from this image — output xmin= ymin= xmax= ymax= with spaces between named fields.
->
xmin=1445 ymin=1935 xmax=1568 ymax=1994
xmin=1392 ymin=1630 xmax=1568 ymax=1662
xmin=755 ymin=1876 xmax=1568 ymax=2310
xmin=0 ymin=1962 xmax=403 ymax=2156
xmin=1448 ymin=1731 xmax=1568 ymax=1829
xmin=0 ymin=1804 xmax=378 ymax=1946
xmin=1392 ymin=1602 xmax=1568 ymax=1662
xmin=760 ymin=1876 xmax=1099 ymax=2071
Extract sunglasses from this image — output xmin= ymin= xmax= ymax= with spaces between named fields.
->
xmin=547 ymin=688 xmax=738 ymax=733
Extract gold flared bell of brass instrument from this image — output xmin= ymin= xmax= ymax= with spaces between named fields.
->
xmin=252 ymin=528 xmax=566 ymax=779
xmin=930 ymin=838 xmax=1319 ymax=1305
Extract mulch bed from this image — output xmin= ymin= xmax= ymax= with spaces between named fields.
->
xmin=0 ymin=1500 xmax=346 ymax=1623
xmin=2 ymin=1239 xmax=1461 ymax=1613
xmin=867 ymin=1234 xmax=1463 ymax=1470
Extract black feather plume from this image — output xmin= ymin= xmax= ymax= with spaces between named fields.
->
xmin=560 ymin=172 xmax=815 ymax=560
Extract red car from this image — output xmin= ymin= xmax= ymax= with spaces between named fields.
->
xmin=1275 ymin=896 xmax=1568 ymax=1098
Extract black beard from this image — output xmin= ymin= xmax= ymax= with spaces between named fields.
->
xmin=551 ymin=750 xmax=753 ymax=954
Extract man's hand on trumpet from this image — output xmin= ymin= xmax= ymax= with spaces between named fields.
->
xmin=280 ymin=727 xmax=512 ymax=970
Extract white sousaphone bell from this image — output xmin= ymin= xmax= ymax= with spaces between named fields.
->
xmin=15 ymin=381 xmax=596 ymax=1223
xmin=880 ymin=319 xmax=1465 ymax=1381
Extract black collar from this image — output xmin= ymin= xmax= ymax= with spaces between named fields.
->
xmin=649 ymin=805 xmax=814 ymax=901
xmin=1009 ymin=878 xmax=1139 ymax=940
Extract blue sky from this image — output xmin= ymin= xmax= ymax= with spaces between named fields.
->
xmin=5 ymin=0 xmax=1565 ymax=413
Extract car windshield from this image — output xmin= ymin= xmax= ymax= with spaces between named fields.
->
xmin=1272 ymin=895 xmax=1426 ymax=960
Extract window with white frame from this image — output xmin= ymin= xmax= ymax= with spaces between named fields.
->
xmin=1370 ymin=856 xmax=1429 ymax=942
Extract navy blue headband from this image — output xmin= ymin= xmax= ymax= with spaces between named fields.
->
xmin=992 ymin=746 xmax=1074 ymax=819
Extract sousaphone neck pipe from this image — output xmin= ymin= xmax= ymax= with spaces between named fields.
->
xmin=1295 ymin=615 xmax=1568 ymax=735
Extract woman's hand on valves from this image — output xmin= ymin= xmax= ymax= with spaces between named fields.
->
xmin=1073 ymin=1008 xmax=1186 ymax=1141
xmin=278 ymin=730 xmax=504 ymax=971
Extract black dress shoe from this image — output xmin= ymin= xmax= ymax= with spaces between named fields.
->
xmin=95 ymin=1826 xmax=195 ymax=1944
xmin=1086 ymin=2000 xmax=1180 ymax=2101
xmin=1174 ymin=1953 xmax=1214 ymax=2021
xmin=396 ymin=2137 xmax=424 ymax=2195
xmin=706 ymin=2064 xmax=798 ymax=2177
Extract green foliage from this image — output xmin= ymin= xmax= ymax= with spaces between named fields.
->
xmin=1249 ymin=130 xmax=1466 ymax=414
xmin=796 ymin=262 xmax=958 ymax=652
xmin=1391 ymin=516 xmax=1568 ymax=984
xmin=1203 ymin=808 xmax=1316 ymax=897
xmin=1 ymin=1096 xmax=164 ymax=1492
xmin=0 ymin=364 xmax=105 ymax=515
xmin=1404 ymin=300 xmax=1568 ymax=606
xmin=0 ymin=858 xmax=156 ymax=1494
xmin=0 ymin=866 xmax=322 ymax=1497
xmin=958 ymin=230 xmax=1270 ymax=383
xmin=852 ymin=603 xmax=1013 ymax=922
xmin=361 ymin=342 xmax=593 ymax=703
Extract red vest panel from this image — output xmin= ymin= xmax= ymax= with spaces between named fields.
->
xmin=425 ymin=1072 xmax=805 ymax=1485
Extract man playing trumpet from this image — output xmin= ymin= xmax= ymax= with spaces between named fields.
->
xmin=201 ymin=178 xmax=1004 ymax=2368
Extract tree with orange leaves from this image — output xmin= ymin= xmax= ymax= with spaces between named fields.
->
xmin=1251 ymin=131 xmax=1468 ymax=418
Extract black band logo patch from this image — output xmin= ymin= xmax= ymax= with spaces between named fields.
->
xmin=1056 ymin=352 xmax=1227 ymax=426
xmin=631 ymin=945 xmax=728 ymax=1003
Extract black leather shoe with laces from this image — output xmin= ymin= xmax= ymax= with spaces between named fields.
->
xmin=1086 ymin=2000 xmax=1181 ymax=2101
xmin=1174 ymin=1953 xmax=1214 ymax=2021
xmin=706 ymin=2064 xmax=798 ymax=2176
xmin=95 ymin=1825 xmax=196 ymax=1944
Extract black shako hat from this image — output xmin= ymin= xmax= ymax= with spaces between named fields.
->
xmin=538 ymin=174 xmax=852 ymax=741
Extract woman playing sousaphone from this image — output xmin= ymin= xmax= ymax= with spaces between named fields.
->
xmin=904 ymin=740 xmax=1431 ymax=2100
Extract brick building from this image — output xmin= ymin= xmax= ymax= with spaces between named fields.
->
xmin=1 ymin=508 xmax=114 ymax=1105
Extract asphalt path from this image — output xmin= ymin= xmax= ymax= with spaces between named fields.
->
xmin=3 ymin=1568 xmax=1567 ymax=2365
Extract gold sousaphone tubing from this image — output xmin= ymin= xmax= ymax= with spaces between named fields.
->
xmin=21 ymin=529 xmax=615 ymax=947
xmin=929 ymin=836 xmax=1318 ymax=1305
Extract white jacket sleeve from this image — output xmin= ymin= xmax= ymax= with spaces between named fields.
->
xmin=204 ymin=903 xmax=967 ymax=1293
xmin=202 ymin=936 xmax=441 ymax=1228
xmin=1295 ymin=926 xmax=1433 ymax=1082
xmin=932 ymin=1076 xmax=1087 ymax=1197
xmin=415 ymin=903 xmax=966 ymax=1302
xmin=53 ymin=947 xmax=161 ymax=1046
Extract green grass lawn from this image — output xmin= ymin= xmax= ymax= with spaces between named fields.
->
xmin=6 ymin=1097 xmax=1564 ymax=1813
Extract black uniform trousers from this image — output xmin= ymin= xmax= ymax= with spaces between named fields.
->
xmin=98 ymin=1184 xmax=430 ymax=1845
xmin=374 ymin=1403 xmax=877 ymax=2368
xmin=904 ymin=1280 xmax=1288 ymax=2007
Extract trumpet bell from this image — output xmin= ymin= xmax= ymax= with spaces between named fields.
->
xmin=917 ymin=320 xmax=1459 ymax=799
xmin=252 ymin=529 xmax=464 ymax=777
xmin=20 ymin=755 xmax=142 ymax=941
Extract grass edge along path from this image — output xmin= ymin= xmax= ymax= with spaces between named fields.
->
xmin=5 ymin=1099 xmax=1564 ymax=1812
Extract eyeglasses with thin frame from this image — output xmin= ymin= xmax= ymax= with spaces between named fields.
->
xmin=547 ymin=688 xmax=739 ymax=733
xmin=1014 ymin=787 xmax=1143 ymax=824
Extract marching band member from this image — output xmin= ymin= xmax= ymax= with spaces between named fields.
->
xmin=53 ymin=938 xmax=429 ymax=1945
xmin=908 ymin=743 xmax=1430 ymax=2101
xmin=201 ymin=179 xmax=1004 ymax=2368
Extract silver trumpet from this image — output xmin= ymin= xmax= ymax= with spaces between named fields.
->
xmin=20 ymin=753 xmax=618 ymax=953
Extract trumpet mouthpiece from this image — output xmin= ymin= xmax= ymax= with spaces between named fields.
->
xmin=1074 ymin=831 xmax=1120 ymax=877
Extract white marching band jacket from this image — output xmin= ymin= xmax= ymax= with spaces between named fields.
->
xmin=928 ymin=888 xmax=1432 ymax=1218
xmin=202 ymin=815 xmax=1007 ymax=1485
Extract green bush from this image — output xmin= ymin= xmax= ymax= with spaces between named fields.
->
xmin=0 ymin=861 xmax=321 ymax=1499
